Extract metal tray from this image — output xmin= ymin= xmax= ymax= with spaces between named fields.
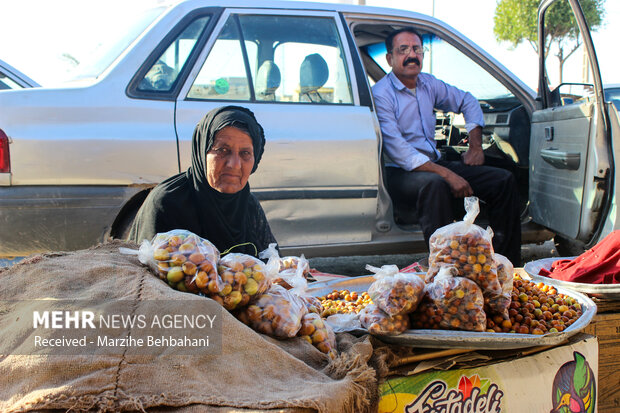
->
xmin=307 ymin=274 xmax=597 ymax=350
xmin=524 ymin=257 xmax=620 ymax=299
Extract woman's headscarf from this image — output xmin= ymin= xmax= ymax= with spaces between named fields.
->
xmin=129 ymin=106 xmax=273 ymax=255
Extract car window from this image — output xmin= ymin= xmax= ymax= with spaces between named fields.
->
xmin=138 ymin=16 xmax=211 ymax=92
xmin=605 ymin=88 xmax=620 ymax=110
xmin=364 ymin=34 xmax=518 ymax=111
xmin=0 ymin=72 xmax=23 ymax=90
xmin=188 ymin=14 xmax=353 ymax=104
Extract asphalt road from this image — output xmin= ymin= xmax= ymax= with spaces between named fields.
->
xmin=308 ymin=240 xmax=559 ymax=276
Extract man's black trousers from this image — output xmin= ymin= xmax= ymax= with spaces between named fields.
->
xmin=386 ymin=159 xmax=522 ymax=265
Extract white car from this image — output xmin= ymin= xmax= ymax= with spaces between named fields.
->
xmin=0 ymin=0 xmax=617 ymax=260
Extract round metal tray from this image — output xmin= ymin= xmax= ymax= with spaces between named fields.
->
xmin=307 ymin=274 xmax=597 ymax=350
xmin=524 ymin=257 xmax=620 ymax=299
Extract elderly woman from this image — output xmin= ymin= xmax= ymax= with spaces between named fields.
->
xmin=129 ymin=106 xmax=276 ymax=256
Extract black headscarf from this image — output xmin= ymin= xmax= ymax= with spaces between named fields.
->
xmin=128 ymin=106 xmax=276 ymax=256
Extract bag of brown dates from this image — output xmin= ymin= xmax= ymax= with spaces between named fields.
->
xmin=484 ymin=253 xmax=515 ymax=319
xmin=214 ymin=253 xmax=272 ymax=311
xmin=238 ymin=284 xmax=308 ymax=338
xmin=259 ymin=243 xmax=311 ymax=289
xmin=133 ymin=229 xmax=220 ymax=294
xmin=365 ymin=264 xmax=425 ymax=316
xmin=298 ymin=312 xmax=337 ymax=359
xmin=425 ymin=266 xmax=487 ymax=332
xmin=359 ymin=303 xmax=410 ymax=336
xmin=426 ymin=197 xmax=502 ymax=299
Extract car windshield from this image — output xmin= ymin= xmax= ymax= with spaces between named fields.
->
xmin=1 ymin=4 xmax=166 ymax=86
xmin=365 ymin=34 xmax=519 ymax=110
xmin=67 ymin=6 xmax=166 ymax=81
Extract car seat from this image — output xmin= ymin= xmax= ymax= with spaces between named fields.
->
xmin=299 ymin=53 xmax=329 ymax=103
xmin=255 ymin=60 xmax=281 ymax=101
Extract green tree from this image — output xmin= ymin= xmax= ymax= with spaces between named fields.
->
xmin=494 ymin=0 xmax=605 ymax=82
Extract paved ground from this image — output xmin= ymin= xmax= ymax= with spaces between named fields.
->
xmin=308 ymin=239 xmax=559 ymax=276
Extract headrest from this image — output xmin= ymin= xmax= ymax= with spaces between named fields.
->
xmin=255 ymin=60 xmax=281 ymax=99
xmin=300 ymin=53 xmax=329 ymax=94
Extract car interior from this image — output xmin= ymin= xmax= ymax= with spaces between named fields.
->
xmin=351 ymin=23 xmax=531 ymax=227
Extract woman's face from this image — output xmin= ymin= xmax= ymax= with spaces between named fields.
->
xmin=206 ymin=126 xmax=255 ymax=193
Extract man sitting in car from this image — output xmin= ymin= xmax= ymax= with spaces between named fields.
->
xmin=372 ymin=27 xmax=521 ymax=265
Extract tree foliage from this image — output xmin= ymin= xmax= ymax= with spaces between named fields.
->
xmin=493 ymin=0 xmax=605 ymax=82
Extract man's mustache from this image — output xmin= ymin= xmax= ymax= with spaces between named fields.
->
xmin=404 ymin=57 xmax=420 ymax=66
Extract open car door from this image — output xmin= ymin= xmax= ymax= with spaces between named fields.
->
xmin=529 ymin=0 xmax=615 ymax=247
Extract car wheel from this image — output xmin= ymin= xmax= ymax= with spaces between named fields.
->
xmin=553 ymin=235 xmax=586 ymax=257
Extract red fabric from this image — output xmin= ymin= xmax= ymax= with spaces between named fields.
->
xmin=539 ymin=230 xmax=620 ymax=284
xmin=401 ymin=262 xmax=424 ymax=273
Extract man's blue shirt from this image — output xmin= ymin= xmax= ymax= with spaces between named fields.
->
xmin=372 ymin=71 xmax=485 ymax=171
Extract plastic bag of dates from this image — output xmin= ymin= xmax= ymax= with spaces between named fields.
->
xmin=259 ymin=243 xmax=311 ymax=289
xmin=359 ymin=303 xmax=410 ymax=336
xmin=366 ymin=264 xmax=425 ymax=316
xmin=298 ymin=312 xmax=337 ymax=359
xmin=425 ymin=267 xmax=487 ymax=332
xmin=484 ymin=253 xmax=515 ymax=319
xmin=426 ymin=197 xmax=502 ymax=298
xmin=134 ymin=229 xmax=220 ymax=293
xmin=213 ymin=253 xmax=272 ymax=311
xmin=238 ymin=284 xmax=308 ymax=338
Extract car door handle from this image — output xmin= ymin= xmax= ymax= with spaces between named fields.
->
xmin=540 ymin=148 xmax=580 ymax=170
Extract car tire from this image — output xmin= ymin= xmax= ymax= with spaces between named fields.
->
xmin=553 ymin=235 xmax=586 ymax=257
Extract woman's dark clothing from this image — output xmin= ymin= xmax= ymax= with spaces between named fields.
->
xmin=128 ymin=106 xmax=276 ymax=256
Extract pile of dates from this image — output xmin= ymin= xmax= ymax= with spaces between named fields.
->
xmin=318 ymin=289 xmax=372 ymax=317
xmin=486 ymin=274 xmax=583 ymax=334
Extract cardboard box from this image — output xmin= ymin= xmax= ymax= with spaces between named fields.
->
xmin=584 ymin=313 xmax=620 ymax=412
xmin=378 ymin=334 xmax=598 ymax=412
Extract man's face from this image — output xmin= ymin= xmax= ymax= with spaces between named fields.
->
xmin=386 ymin=31 xmax=424 ymax=81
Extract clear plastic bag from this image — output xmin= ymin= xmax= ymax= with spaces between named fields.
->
xmin=301 ymin=295 xmax=324 ymax=315
xmin=425 ymin=267 xmax=487 ymax=332
xmin=214 ymin=253 xmax=271 ymax=311
xmin=359 ymin=303 xmax=410 ymax=336
xmin=366 ymin=264 xmax=426 ymax=316
xmin=325 ymin=313 xmax=363 ymax=333
xmin=241 ymin=284 xmax=308 ymax=338
xmin=426 ymin=197 xmax=501 ymax=298
xmin=298 ymin=312 xmax=337 ymax=359
xmin=259 ymin=243 xmax=310 ymax=289
xmin=484 ymin=253 xmax=515 ymax=319
xmin=134 ymin=229 xmax=220 ymax=294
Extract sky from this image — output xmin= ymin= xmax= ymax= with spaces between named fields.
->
xmin=1 ymin=0 xmax=619 ymax=89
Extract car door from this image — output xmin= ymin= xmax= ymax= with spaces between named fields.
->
xmin=529 ymin=0 xmax=615 ymax=245
xmin=173 ymin=8 xmax=380 ymax=253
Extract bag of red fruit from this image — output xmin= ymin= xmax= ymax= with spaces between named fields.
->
xmin=425 ymin=266 xmax=487 ymax=332
xmin=366 ymin=264 xmax=425 ymax=316
xmin=426 ymin=197 xmax=502 ymax=300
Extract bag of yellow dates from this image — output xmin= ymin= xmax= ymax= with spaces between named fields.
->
xmin=213 ymin=253 xmax=271 ymax=311
xmin=359 ymin=304 xmax=410 ymax=336
xmin=426 ymin=197 xmax=502 ymax=298
xmin=425 ymin=267 xmax=487 ymax=332
xmin=366 ymin=264 xmax=425 ymax=316
xmin=298 ymin=312 xmax=337 ymax=359
xmin=240 ymin=284 xmax=308 ymax=338
xmin=484 ymin=253 xmax=514 ymax=319
xmin=136 ymin=229 xmax=220 ymax=294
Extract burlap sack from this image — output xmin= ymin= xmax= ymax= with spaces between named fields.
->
xmin=0 ymin=241 xmax=377 ymax=413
